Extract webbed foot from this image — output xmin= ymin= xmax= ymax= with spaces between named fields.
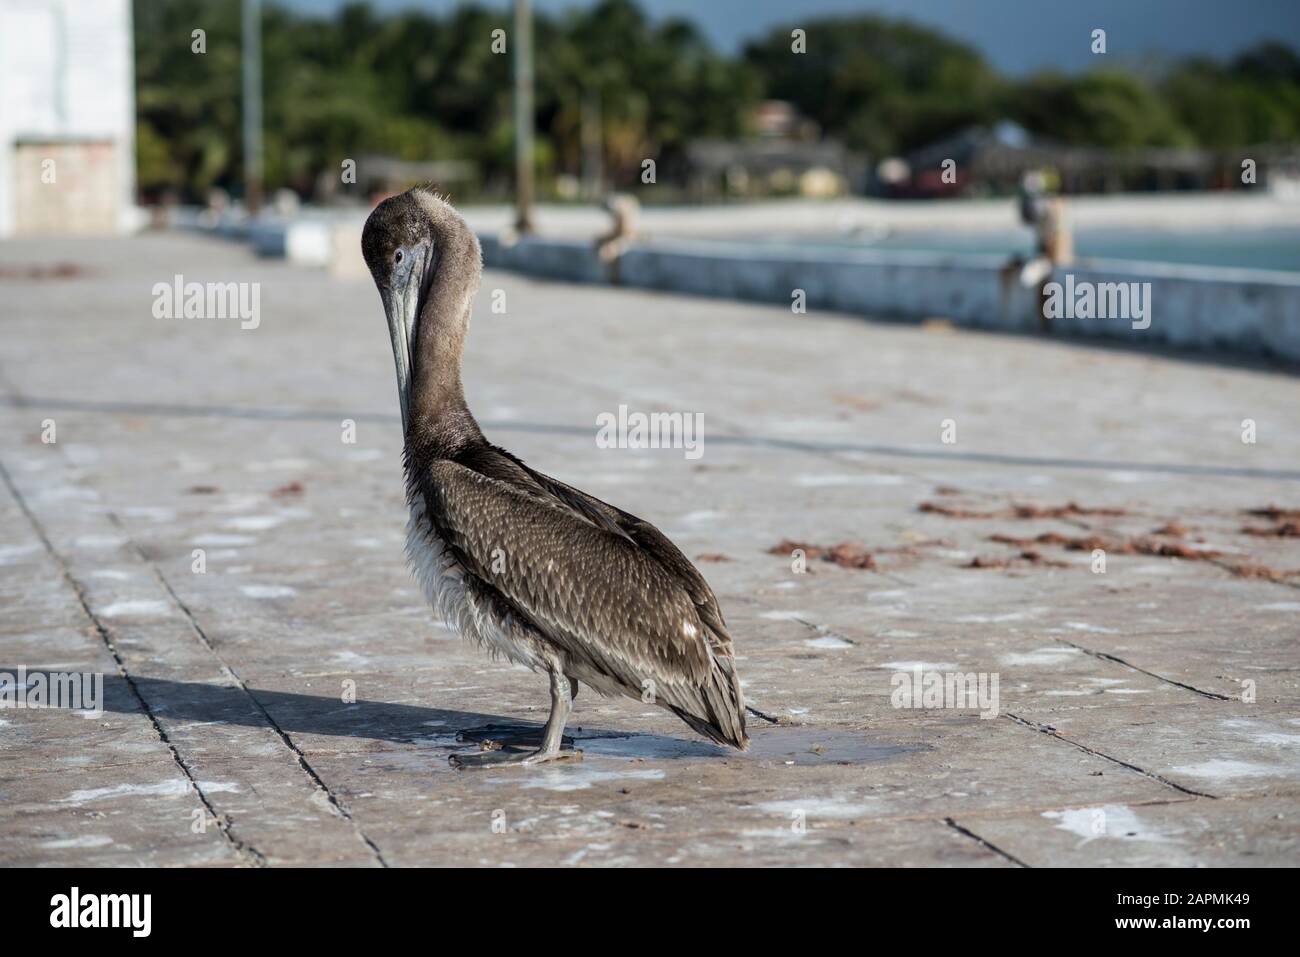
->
xmin=449 ymin=743 xmax=583 ymax=769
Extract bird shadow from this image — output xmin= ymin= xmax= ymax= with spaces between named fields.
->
xmin=2 ymin=670 xmax=728 ymax=760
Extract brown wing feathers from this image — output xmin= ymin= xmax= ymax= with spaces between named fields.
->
xmin=418 ymin=452 xmax=748 ymax=748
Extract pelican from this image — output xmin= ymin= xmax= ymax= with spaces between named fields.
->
xmin=361 ymin=188 xmax=748 ymax=767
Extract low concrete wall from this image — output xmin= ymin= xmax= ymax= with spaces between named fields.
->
xmin=480 ymin=235 xmax=1300 ymax=363
xmin=248 ymin=219 xmax=333 ymax=266
xmin=185 ymin=214 xmax=1300 ymax=363
xmin=1057 ymin=260 xmax=1300 ymax=359
xmin=618 ymin=241 xmax=1024 ymax=328
xmin=479 ymin=235 xmax=607 ymax=284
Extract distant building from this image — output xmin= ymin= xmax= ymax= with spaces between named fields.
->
xmin=684 ymin=101 xmax=866 ymax=199
xmin=1248 ymin=144 xmax=1300 ymax=196
xmin=752 ymin=100 xmax=820 ymax=141
xmin=0 ymin=0 xmax=136 ymax=236
xmin=898 ymin=122 xmax=1043 ymax=197
xmin=894 ymin=122 xmax=1244 ymax=197
xmin=684 ymin=139 xmax=864 ymax=199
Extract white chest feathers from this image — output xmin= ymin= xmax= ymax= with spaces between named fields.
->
xmin=405 ymin=493 xmax=545 ymax=671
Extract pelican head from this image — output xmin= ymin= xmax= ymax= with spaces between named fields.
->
xmin=362 ymin=188 xmax=481 ymax=437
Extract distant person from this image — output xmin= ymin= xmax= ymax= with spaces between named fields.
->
xmin=1013 ymin=170 xmax=1072 ymax=329
xmin=595 ymin=193 xmax=640 ymax=268
xmin=1019 ymin=170 xmax=1072 ymax=267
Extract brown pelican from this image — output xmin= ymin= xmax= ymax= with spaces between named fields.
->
xmin=361 ymin=188 xmax=747 ymax=767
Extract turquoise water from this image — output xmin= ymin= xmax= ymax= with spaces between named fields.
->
xmin=763 ymin=226 xmax=1300 ymax=273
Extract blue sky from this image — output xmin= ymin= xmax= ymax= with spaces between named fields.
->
xmin=279 ymin=0 xmax=1300 ymax=74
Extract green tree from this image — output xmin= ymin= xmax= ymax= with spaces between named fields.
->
xmin=1008 ymin=70 xmax=1193 ymax=148
xmin=743 ymin=15 xmax=1003 ymax=156
xmin=132 ymin=2 xmax=1300 ymax=203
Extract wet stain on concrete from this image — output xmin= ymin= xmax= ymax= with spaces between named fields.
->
xmin=745 ymin=727 xmax=928 ymax=767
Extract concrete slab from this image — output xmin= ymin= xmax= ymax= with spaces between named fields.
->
xmin=954 ymin=795 xmax=1299 ymax=867
xmin=1 ymin=233 xmax=1297 ymax=866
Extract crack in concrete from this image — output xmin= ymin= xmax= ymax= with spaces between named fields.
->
xmin=944 ymin=818 xmax=1030 ymax=867
xmin=1055 ymin=638 xmax=1235 ymax=701
xmin=0 ymin=457 xmax=266 ymax=867
xmin=0 ymin=363 xmax=387 ymax=867
xmin=105 ymin=513 xmax=391 ymax=868
xmin=1003 ymin=711 xmax=1216 ymax=799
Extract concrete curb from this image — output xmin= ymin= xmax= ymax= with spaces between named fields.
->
xmin=180 ymin=214 xmax=1300 ymax=363
xmin=481 ymin=234 xmax=1300 ymax=363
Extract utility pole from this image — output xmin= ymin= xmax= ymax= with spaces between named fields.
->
xmin=242 ymin=0 xmax=264 ymax=217
xmin=513 ymin=0 xmax=534 ymax=233
xmin=581 ymin=88 xmax=603 ymax=201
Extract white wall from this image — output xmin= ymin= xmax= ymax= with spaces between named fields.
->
xmin=0 ymin=0 xmax=135 ymax=236
xmin=478 ymin=234 xmax=1300 ymax=363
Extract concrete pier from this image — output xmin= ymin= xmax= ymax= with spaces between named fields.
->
xmin=2 ymin=232 xmax=1297 ymax=866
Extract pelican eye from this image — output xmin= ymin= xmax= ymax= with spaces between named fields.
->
xmin=394 ymin=249 xmax=404 ymax=265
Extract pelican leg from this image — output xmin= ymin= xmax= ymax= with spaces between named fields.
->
xmin=453 ymin=676 xmax=578 ymax=747
xmin=454 ymin=723 xmax=575 ymax=748
xmin=449 ymin=668 xmax=582 ymax=769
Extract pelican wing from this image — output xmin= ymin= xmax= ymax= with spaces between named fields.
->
xmin=516 ymin=463 xmax=735 ymax=655
xmin=417 ymin=457 xmax=747 ymax=747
